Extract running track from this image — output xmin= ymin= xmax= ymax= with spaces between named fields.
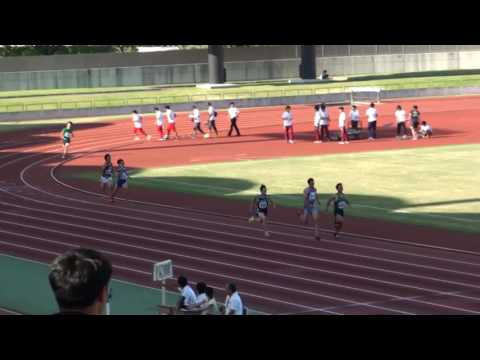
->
xmin=1 ymin=96 xmax=480 ymax=315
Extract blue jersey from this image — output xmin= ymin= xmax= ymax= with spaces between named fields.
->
xmin=305 ymin=187 xmax=318 ymax=208
xmin=117 ymin=165 xmax=128 ymax=181
xmin=256 ymin=194 xmax=269 ymax=212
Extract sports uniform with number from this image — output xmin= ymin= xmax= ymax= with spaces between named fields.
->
xmin=304 ymin=187 xmax=320 ymax=216
xmin=116 ymin=165 xmax=129 ymax=189
xmin=255 ymin=194 xmax=270 ymax=217
xmin=62 ymin=128 xmax=73 ymax=145
xmin=100 ymin=163 xmax=114 ymax=186
xmin=333 ymin=194 xmax=349 ymax=220
xmin=410 ymin=109 xmax=421 ymax=130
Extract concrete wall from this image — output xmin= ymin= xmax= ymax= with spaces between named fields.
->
xmin=3 ymin=86 xmax=480 ymax=122
xmin=1 ymin=49 xmax=480 ymax=91
xmin=2 ymin=45 xmax=479 ymax=73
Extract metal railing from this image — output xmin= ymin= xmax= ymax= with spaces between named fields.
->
xmin=1 ymin=77 xmax=480 ymax=113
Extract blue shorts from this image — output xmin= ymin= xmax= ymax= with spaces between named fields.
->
xmin=304 ymin=206 xmax=319 ymax=216
xmin=117 ymin=179 xmax=128 ymax=189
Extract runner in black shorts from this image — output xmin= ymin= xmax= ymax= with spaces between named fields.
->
xmin=100 ymin=154 xmax=114 ymax=196
xmin=248 ymin=184 xmax=275 ymax=237
xmin=326 ymin=183 xmax=351 ymax=239
xmin=409 ymin=105 xmax=421 ymax=140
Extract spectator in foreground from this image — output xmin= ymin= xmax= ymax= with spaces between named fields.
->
xmin=177 ymin=276 xmax=197 ymax=310
xmin=48 ymin=248 xmax=113 ymax=315
xmin=222 ymin=283 xmax=244 ymax=315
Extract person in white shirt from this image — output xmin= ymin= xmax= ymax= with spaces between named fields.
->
xmin=227 ymin=102 xmax=241 ymax=137
xmin=318 ymin=103 xmax=330 ymax=142
xmin=190 ymin=286 xmax=219 ymax=315
xmin=349 ymin=105 xmax=360 ymax=130
xmin=164 ymin=105 xmax=179 ymax=140
xmin=419 ymin=121 xmax=433 ymax=138
xmin=223 ymin=283 xmax=244 ymax=315
xmin=313 ymin=104 xmax=322 ymax=143
xmin=338 ymin=107 xmax=349 ymax=144
xmin=189 ymin=105 xmax=206 ymax=139
xmin=176 ymin=276 xmax=197 ymax=310
xmin=154 ymin=107 xmax=165 ymax=141
xmin=132 ymin=110 xmax=152 ymax=141
xmin=282 ymin=105 xmax=294 ymax=144
xmin=365 ymin=103 xmax=378 ymax=140
xmin=394 ymin=105 xmax=407 ymax=139
xmin=207 ymin=102 xmax=219 ymax=137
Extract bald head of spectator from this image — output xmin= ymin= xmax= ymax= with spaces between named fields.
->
xmin=49 ymin=249 xmax=112 ymax=315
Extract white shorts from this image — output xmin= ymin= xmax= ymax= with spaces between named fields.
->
xmin=100 ymin=176 xmax=113 ymax=186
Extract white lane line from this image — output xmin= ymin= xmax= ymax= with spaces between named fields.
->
xmin=51 ymin=159 xmax=480 ymax=258
xmin=0 ymin=231 xmax=339 ymax=315
xmin=3 ymin=199 xmax=480 ymax=304
xmin=0 ymin=211 xmax=477 ymax=315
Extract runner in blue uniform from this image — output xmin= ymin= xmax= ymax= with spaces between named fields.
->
xmin=248 ymin=185 xmax=275 ymax=237
xmin=100 ymin=154 xmax=114 ymax=196
xmin=297 ymin=178 xmax=322 ymax=240
xmin=326 ymin=183 xmax=351 ymax=239
xmin=111 ymin=159 xmax=129 ymax=203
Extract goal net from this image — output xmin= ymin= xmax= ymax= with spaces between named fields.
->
xmin=349 ymin=87 xmax=382 ymax=105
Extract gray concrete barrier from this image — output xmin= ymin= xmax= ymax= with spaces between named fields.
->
xmin=1 ymin=86 xmax=479 ymax=122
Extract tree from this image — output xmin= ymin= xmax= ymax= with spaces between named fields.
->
xmin=0 ymin=45 xmax=139 ymax=56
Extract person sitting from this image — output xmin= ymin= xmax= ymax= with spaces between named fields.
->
xmin=176 ymin=276 xmax=197 ymax=310
xmin=189 ymin=286 xmax=219 ymax=315
xmin=220 ymin=283 xmax=245 ymax=315
xmin=419 ymin=121 xmax=433 ymax=138
xmin=321 ymin=70 xmax=329 ymax=80
xmin=185 ymin=282 xmax=208 ymax=312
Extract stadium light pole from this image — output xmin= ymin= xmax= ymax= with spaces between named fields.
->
xmin=300 ymin=45 xmax=317 ymax=80
xmin=208 ymin=45 xmax=225 ymax=84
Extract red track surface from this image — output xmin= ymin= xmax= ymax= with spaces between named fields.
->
xmin=1 ymin=95 xmax=480 ymax=315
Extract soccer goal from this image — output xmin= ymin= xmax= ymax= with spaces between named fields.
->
xmin=153 ymin=260 xmax=174 ymax=306
xmin=349 ymin=87 xmax=383 ymax=106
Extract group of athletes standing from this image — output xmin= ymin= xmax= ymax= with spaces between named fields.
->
xmin=280 ymin=102 xmax=433 ymax=144
xmin=129 ymin=102 xmax=241 ymax=142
